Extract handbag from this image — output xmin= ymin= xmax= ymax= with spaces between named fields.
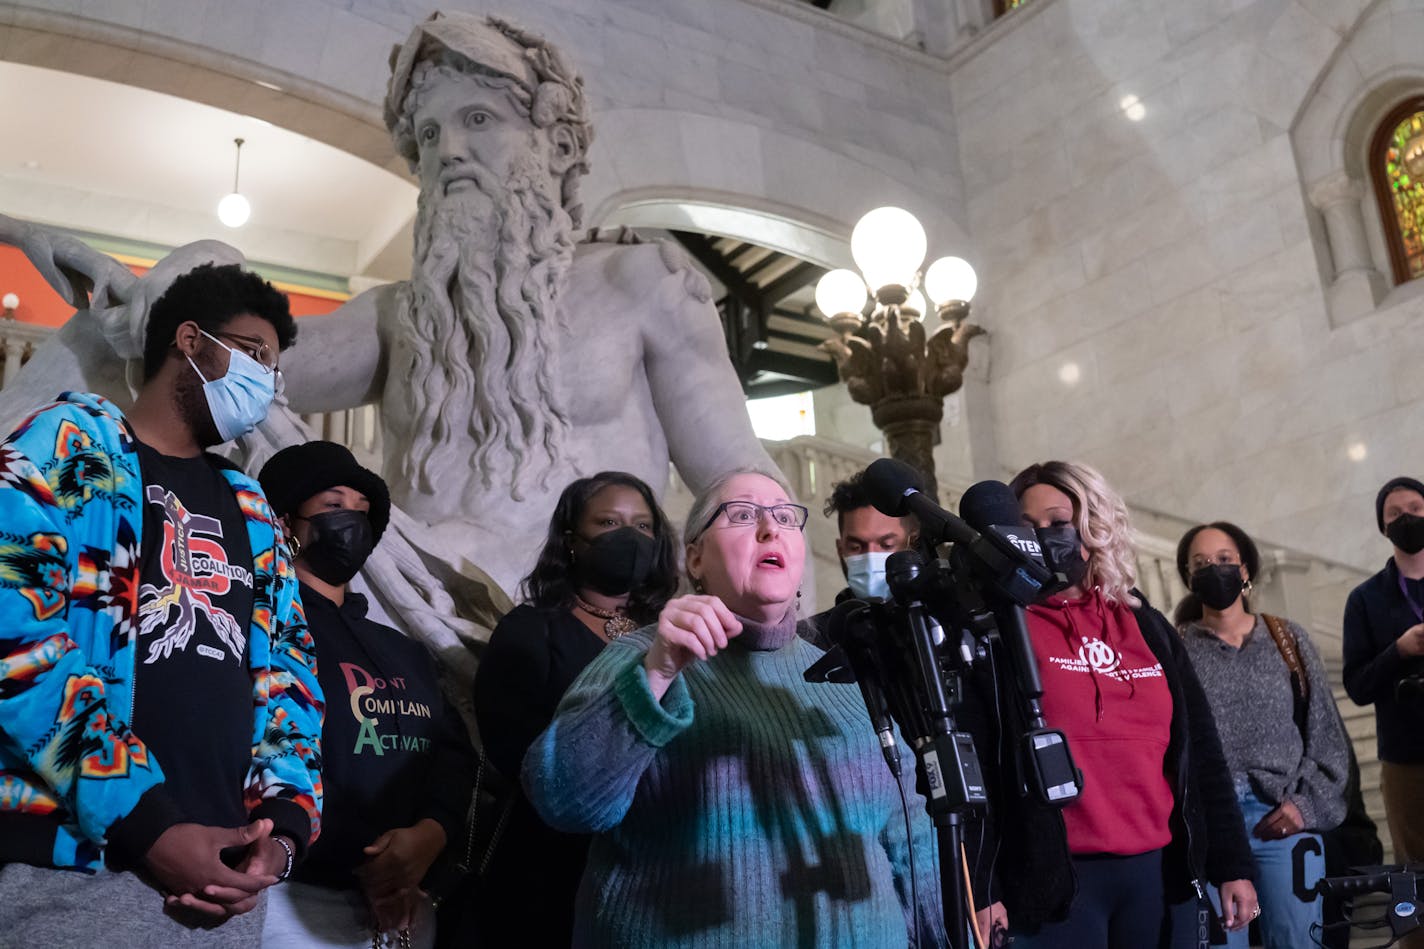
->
xmin=456 ymin=746 xmax=517 ymax=878
xmin=1259 ymin=615 xmax=1382 ymax=949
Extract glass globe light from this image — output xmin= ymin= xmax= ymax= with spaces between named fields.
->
xmin=217 ymin=192 xmax=251 ymax=228
xmin=1 ymin=293 xmax=18 ymax=310
xmin=924 ymin=256 xmax=978 ymax=305
xmin=850 ymin=206 xmax=926 ymax=293
xmin=903 ymin=289 xmax=929 ymax=319
xmin=814 ymin=268 xmax=869 ymax=318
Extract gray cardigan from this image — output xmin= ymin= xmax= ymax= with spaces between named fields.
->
xmin=1181 ymin=615 xmax=1349 ymax=831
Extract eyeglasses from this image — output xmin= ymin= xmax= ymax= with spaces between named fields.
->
xmin=697 ymin=501 xmax=809 ymax=539
xmin=212 ymin=330 xmax=280 ymax=374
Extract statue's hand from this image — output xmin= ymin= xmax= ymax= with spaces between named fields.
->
xmin=19 ymin=225 xmax=136 ymax=310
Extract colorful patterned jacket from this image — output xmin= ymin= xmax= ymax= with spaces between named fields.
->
xmin=0 ymin=392 xmax=323 ymax=872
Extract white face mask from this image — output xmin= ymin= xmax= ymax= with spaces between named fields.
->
xmin=845 ymin=551 xmax=893 ymax=601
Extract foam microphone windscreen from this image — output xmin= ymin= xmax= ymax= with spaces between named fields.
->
xmin=958 ymin=479 xmax=1025 ymax=532
xmin=862 ymin=457 xmax=925 ymax=518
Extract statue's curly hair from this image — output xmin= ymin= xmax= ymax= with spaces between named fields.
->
xmin=387 ymin=16 xmax=593 ymax=226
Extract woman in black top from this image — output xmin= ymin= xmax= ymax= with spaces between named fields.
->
xmin=471 ymin=471 xmax=679 ymax=946
xmin=257 ymin=441 xmax=474 ymax=949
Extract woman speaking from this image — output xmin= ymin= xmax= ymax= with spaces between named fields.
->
xmin=522 ymin=468 xmax=943 ymax=947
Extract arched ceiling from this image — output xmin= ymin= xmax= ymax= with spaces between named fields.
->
xmin=0 ymin=60 xmax=417 ymax=283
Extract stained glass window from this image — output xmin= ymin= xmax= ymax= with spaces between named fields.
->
xmin=1372 ymin=99 xmax=1424 ymax=284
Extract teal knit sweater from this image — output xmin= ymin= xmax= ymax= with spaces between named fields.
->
xmin=522 ymin=611 xmax=945 ymax=948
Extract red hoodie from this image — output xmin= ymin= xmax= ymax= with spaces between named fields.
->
xmin=1027 ymin=590 xmax=1174 ymax=856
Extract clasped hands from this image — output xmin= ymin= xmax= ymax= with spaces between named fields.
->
xmin=355 ymin=818 xmax=446 ymax=934
xmin=145 ymin=818 xmax=289 ymax=920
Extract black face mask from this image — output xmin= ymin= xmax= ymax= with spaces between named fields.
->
xmin=298 ymin=509 xmax=374 ymax=587
xmin=1190 ymin=563 xmax=1245 ymax=611
xmin=573 ymin=526 xmax=658 ymax=596
xmin=1036 ymin=525 xmax=1089 ymax=590
xmin=1388 ymin=513 xmax=1424 ymax=555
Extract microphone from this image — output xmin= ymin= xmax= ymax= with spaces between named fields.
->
xmin=959 ymin=480 xmax=1082 ymax=805
xmin=825 ymin=598 xmax=902 ymax=777
xmin=862 ymin=458 xmax=979 ymax=547
xmin=864 ymin=461 xmax=1053 ymax=603
xmin=959 ymin=480 xmax=1046 ymax=567
xmin=958 ymin=479 xmax=1048 ymax=702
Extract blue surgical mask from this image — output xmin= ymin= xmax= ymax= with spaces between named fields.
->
xmin=845 ymin=551 xmax=892 ymax=601
xmin=186 ymin=330 xmax=277 ymax=442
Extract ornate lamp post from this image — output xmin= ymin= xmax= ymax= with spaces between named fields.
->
xmin=816 ymin=207 xmax=982 ymax=501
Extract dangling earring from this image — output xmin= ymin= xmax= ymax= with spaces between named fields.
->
xmin=279 ymin=517 xmax=301 ymax=558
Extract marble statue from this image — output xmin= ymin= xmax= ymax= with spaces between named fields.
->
xmin=0 ymin=13 xmax=783 ymax=697
xmin=282 ymin=13 xmax=776 ymax=592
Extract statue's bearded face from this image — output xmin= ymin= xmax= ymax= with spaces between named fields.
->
xmin=413 ymin=75 xmax=549 ymax=213
xmin=395 ymin=66 xmax=576 ymax=502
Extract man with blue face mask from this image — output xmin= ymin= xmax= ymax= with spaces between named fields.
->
xmin=0 ymin=263 xmax=323 ymax=946
xmin=801 ymin=467 xmax=918 ymax=649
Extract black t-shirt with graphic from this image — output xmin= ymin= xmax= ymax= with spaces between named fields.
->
xmin=131 ymin=441 xmax=255 ymax=829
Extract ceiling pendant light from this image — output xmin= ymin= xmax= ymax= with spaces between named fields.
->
xmin=217 ymin=137 xmax=251 ymax=228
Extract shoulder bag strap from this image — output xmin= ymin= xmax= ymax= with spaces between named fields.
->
xmin=1261 ymin=613 xmax=1309 ymax=732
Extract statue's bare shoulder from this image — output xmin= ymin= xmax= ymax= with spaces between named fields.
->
xmin=571 ymin=229 xmax=714 ymax=329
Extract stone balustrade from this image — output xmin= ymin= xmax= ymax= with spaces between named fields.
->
xmin=0 ymin=319 xmax=51 ymax=389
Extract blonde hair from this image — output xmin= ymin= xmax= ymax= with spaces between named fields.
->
xmin=1010 ymin=460 xmax=1140 ymax=607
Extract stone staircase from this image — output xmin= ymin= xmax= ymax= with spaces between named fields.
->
xmin=1327 ymin=658 xmax=1390 ymax=862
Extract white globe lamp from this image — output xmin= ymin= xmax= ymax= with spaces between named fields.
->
xmin=903 ymin=289 xmax=929 ymax=319
xmin=814 ymin=268 xmax=869 ymax=318
xmin=217 ymin=192 xmax=251 ymax=228
xmin=851 ymin=206 xmax=926 ymax=295
xmin=924 ymin=256 xmax=978 ymax=306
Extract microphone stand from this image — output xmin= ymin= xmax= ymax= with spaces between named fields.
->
xmin=880 ymin=557 xmax=989 ymax=949
xmin=906 ymin=599 xmax=976 ymax=949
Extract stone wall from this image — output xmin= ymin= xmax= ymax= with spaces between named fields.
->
xmin=950 ymin=0 xmax=1420 ymax=570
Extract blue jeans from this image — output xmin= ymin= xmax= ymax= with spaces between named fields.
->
xmin=1210 ymin=788 xmax=1324 ymax=949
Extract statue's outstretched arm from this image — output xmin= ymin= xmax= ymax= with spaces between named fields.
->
xmin=638 ymin=241 xmax=777 ymax=491
xmin=0 ymin=237 xmax=244 ymax=432
xmin=0 ymin=213 xmax=137 ymax=310
xmin=278 ymin=285 xmax=388 ymax=414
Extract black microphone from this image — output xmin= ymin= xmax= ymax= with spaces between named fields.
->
xmin=825 ymin=598 xmax=902 ymax=777
xmin=862 ymin=458 xmax=979 ymax=547
xmin=959 ymin=480 xmax=1046 ymax=566
xmin=958 ymin=480 xmax=1048 ymax=701
xmin=954 ymin=479 xmax=1055 ymax=605
xmin=960 ymin=481 xmax=1082 ymax=805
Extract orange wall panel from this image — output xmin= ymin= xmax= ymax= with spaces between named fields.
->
xmin=0 ymin=246 xmax=343 ymax=327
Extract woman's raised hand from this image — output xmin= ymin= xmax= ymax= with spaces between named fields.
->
xmin=644 ymin=594 xmax=743 ymax=699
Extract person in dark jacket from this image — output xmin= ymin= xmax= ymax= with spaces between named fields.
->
xmin=258 ymin=441 xmax=475 ymax=949
xmin=800 ymin=467 xmax=918 ymax=648
xmin=995 ymin=461 xmax=1257 ymax=949
xmin=1343 ymin=476 xmax=1424 ymax=949
xmin=469 ymin=471 xmax=680 ymax=947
